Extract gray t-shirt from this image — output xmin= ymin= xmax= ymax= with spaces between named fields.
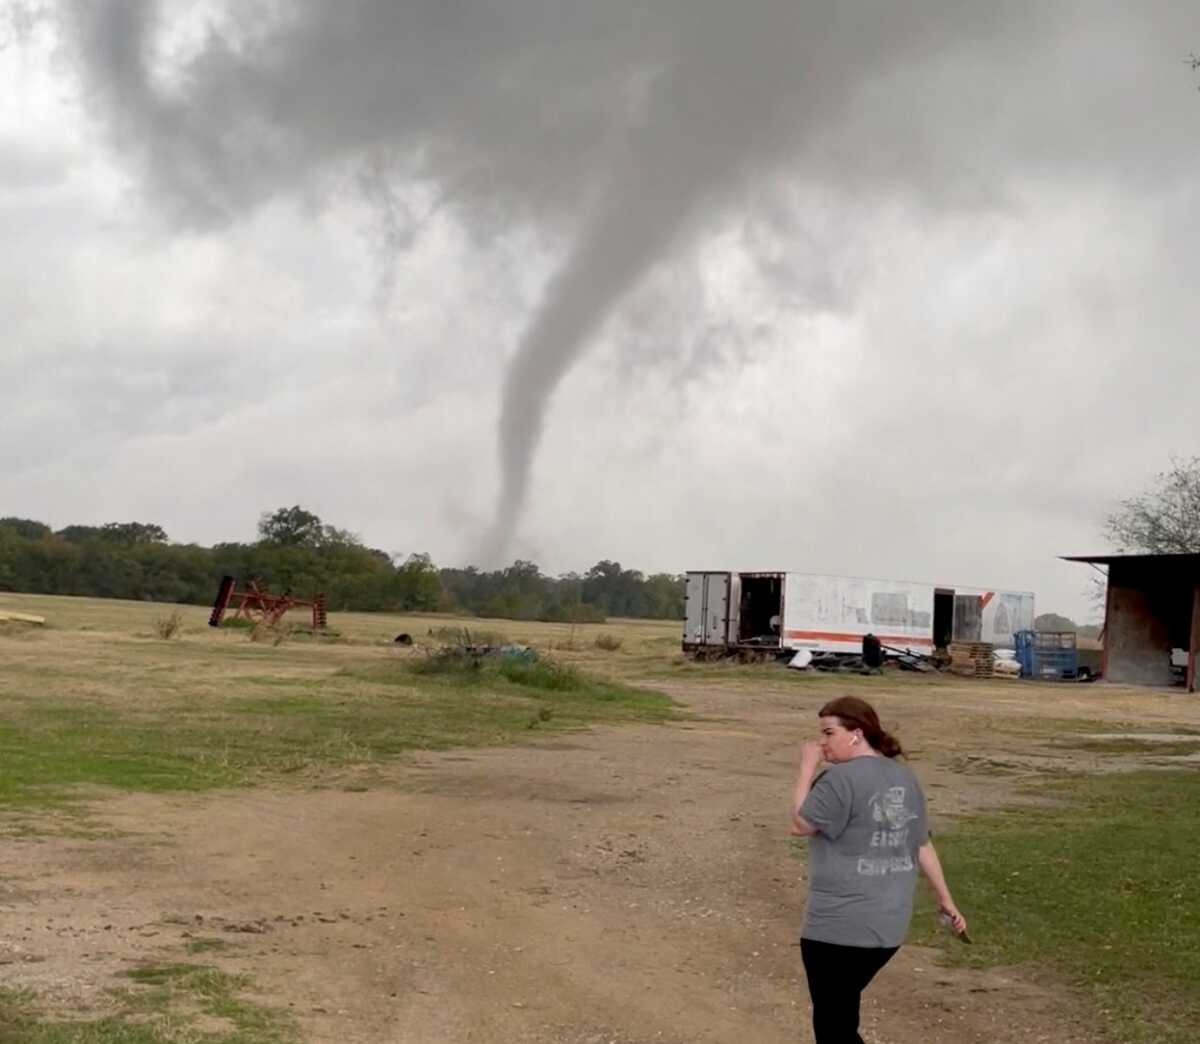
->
xmin=799 ymin=756 xmax=929 ymax=948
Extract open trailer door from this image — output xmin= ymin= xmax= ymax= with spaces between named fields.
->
xmin=953 ymin=594 xmax=983 ymax=642
xmin=737 ymin=572 xmax=784 ymax=648
xmin=683 ymin=572 xmax=734 ymax=649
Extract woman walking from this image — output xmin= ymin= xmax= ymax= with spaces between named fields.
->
xmin=790 ymin=696 xmax=966 ymax=1044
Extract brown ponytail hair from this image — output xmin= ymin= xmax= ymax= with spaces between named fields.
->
xmin=818 ymin=696 xmax=904 ymax=758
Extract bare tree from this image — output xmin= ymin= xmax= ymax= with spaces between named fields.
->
xmin=1105 ymin=457 xmax=1200 ymax=553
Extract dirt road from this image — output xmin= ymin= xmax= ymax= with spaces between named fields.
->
xmin=6 ymin=673 xmax=1183 ymax=1043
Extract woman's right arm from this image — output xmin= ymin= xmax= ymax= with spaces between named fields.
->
xmin=917 ymin=841 xmax=967 ymax=935
xmin=790 ymin=742 xmax=824 ymax=836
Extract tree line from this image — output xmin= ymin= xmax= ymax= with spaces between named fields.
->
xmin=0 ymin=506 xmax=685 ymax=622
xmin=6 ymin=456 xmax=1196 ymax=627
xmin=1033 ymin=613 xmax=1102 ymax=639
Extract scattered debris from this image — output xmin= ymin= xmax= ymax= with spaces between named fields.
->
xmin=892 ymin=657 xmax=924 ymax=673
xmin=882 ymin=646 xmax=934 ymax=673
xmin=0 ymin=611 xmax=45 ymax=625
xmin=786 ymin=649 xmax=813 ymax=671
xmin=993 ymin=648 xmax=1022 ymax=677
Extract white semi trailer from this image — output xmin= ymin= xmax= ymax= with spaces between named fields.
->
xmin=683 ymin=570 xmax=1034 ymax=656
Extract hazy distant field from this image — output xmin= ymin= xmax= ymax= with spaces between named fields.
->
xmin=1 ymin=590 xmax=1198 ymax=1044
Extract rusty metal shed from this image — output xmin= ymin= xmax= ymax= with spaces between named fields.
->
xmin=1062 ymin=553 xmax=1200 ymax=690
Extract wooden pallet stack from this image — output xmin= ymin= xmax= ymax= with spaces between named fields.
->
xmin=948 ymin=641 xmax=994 ymax=678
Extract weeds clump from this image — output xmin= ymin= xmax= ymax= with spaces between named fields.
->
xmin=226 ymin=615 xmax=343 ymax=644
xmin=248 ymin=621 xmax=285 ymax=645
xmin=428 ymin=625 xmax=507 ymax=647
xmin=411 ymin=646 xmax=486 ymax=677
xmin=153 ymin=611 xmax=183 ymax=640
xmin=497 ymin=656 xmax=583 ymax=691
xmin=376 ymin=649 xmax=671 ymax=723
xmin=412 ymin=627 xmax=528 ymax=675
xmin=0 ymin=961 xmax=295 ymax=1042
xmin=247 ymin=620 xmax=336 ymax=646
xmin=594 ymin=633 xmax=623 ymax=652
xmin=270 ymin=625 xmax=345 ymax=644
xmin=528 ymin=706 xmax=554 ymax=728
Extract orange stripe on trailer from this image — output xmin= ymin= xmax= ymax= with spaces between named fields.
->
xmin=979 ymin=592 xmax=995 ymax=609
xmin=783 ymin=629 xmax=935 ymax=647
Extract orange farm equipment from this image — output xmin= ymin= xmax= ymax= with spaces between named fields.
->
xmin=208 ymin=575 xmax=327 ymax=630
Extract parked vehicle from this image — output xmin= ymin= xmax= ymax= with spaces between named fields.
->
xmin=682 ymin=570 xmax=1034 ymax=656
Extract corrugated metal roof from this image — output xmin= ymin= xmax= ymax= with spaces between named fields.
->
xmin=1061 ymin=552 xmax=1200 ymax=565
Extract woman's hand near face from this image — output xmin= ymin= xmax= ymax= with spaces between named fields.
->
xmin=790 ymin=742 xmax=824 ymax=838
xmin=798 ymin=740 xmax=824 ymax=773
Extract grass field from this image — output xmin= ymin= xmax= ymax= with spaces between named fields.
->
xmin=1 ymin=590 xmax=1199 ymax=1043
xmin=0 ymin=594 xmax=676 ymax=817
xmin=0 ymin=593 xmax=682 ymax=1042
xmin=915 ymin=769 xmax=1200 ymax=1044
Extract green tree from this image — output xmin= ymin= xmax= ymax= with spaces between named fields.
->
xmin=1034 ymin=612 xmax=1077 ymax=632
xmin=583 ymin=560 xmax=647 ymax=616
xmin=0 ymin=517 xmax=51 ymax=540
xmin=392 ymin=553 xmax=442 ymax=611
xmin=56 ymin=524 xmax=107 ymax=544
xmin=1106 ymin=457 xmax=1200 ymax=553
xmin=257 ymin=506 xmax=326 ymax=547
xmin=642 ymin=572 xmax=686 ymax=618
xmin=101 ymin=522 xmax=169 ymax=545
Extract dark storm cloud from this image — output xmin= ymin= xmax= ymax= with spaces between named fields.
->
xmin=54 ymin=0 xmax=1200 ymax=583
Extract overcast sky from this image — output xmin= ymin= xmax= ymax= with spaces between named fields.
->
xmin=3 ymin=1 xmax=1200 ymax=621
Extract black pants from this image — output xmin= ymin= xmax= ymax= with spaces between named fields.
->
xmin=800 ymin=937 xmax=898 ymax=1044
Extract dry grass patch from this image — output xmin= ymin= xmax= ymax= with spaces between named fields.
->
xmin=0 ymin=600 xmax=676 ymax=819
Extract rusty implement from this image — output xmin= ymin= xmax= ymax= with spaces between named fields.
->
xmin=208 ymin=575 xmax=327 ymax=629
